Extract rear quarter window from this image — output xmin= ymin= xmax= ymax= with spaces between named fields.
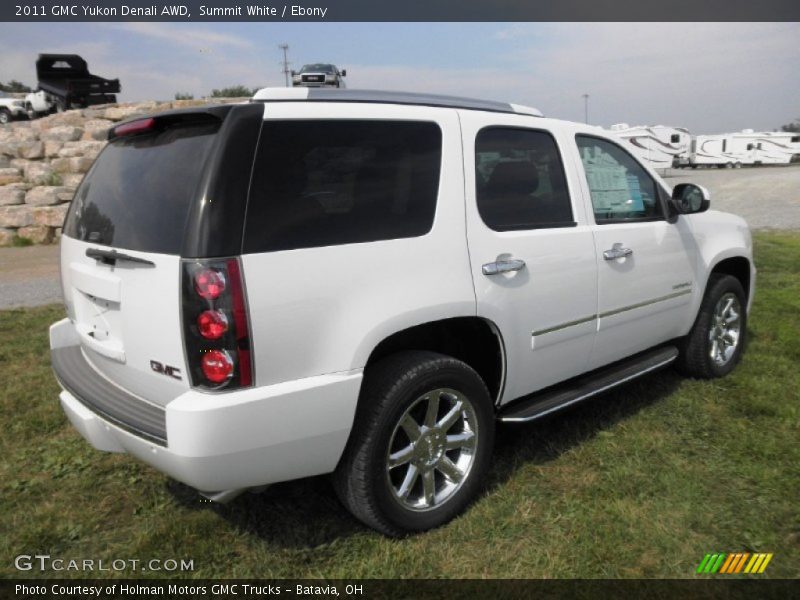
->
xmin=243 ymin=120 xmax=442 ymax=253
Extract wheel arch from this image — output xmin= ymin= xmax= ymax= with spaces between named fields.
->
xmin=362 ymin=317 xmax=506 ymax=406
xmin=710 ymin=255 xmax=752 ymax=303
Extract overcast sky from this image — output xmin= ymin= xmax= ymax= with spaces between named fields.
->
xmin=0 ymin=22 xmax=797 ymax=134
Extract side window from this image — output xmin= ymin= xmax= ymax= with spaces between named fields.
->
xmin=670 ymin=133 xmax=680 ymax=144
xmin=475 ymin=127 xmax=574 ymax=231
xmin=576 ymin=135 xmax=663 ymax=223
xmin=243 ymin=120 xmax=441 ymax=253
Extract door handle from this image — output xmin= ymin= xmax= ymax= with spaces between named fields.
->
xmin=482 ymin=258 xmax=526 ymax=276
xmin=603 ymin=243 xmax=633 ymax=260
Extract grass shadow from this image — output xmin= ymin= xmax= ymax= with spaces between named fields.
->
xmin=167 ymin=473 xmax=365 ymax=548
xmin=489 ymin=368 xmax=684 ymax=484
xmin=166 ymin=366 xmax=685 ymax=547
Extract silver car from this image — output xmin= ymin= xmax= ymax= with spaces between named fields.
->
xmin=291 ymin=63 xmax=347 ymax=88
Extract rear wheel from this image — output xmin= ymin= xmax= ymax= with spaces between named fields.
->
xmin=334 ymin=351 xmax=494 ymax=536
xmin=676 ymin=274 xmax=747 ymax=378
xmin=0 ymin=109 xmax=10 ymax=125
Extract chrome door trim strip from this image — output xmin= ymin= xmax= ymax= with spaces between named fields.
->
xmin=531 ymin=289 xmax=692 ymax=338
xmin=598 ymin=289 xmax=692 ymax=319
xmin=532 ymin=315 xmax=596 ymax=337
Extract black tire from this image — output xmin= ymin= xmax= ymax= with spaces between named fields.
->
xmin=334 ymin=351 xmax=494 ymax=536
xmin=676 ymin=274 xmax=747 ymax=378
xmin=0 ymin=108 xmax=10 ymax=125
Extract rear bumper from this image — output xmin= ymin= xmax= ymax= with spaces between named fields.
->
xmin=50 ymin=318 xmax=362 ymax=493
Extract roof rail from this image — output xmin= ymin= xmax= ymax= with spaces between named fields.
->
xmin=251 ymin=87 xmax=543 ymax=117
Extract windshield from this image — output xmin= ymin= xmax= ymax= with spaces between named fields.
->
xmin=300 ymin=64 xmax=335 ymax=74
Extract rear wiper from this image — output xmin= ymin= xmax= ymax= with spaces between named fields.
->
xmin=86 ymin=248 xmax=155 ymax=266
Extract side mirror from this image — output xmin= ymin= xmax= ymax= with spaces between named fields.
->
xmin=671 ymin=183 xmax=710 ymax=215
xmin=341 ymin=69 xmax=347 ymax=77
xmin=290 ymin=70 xmax=296 ymax=76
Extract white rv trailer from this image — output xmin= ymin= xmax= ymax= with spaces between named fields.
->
xmin=687 ymin=130 xmax=800 ymax=168
xmin=749 ymin=131 xmax=800 ymax=164
xmin=608 ymin=123 xmax=691 ymax=170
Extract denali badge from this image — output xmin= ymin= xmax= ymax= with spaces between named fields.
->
xmin=150 ymin=360 xmax=182 ymax=380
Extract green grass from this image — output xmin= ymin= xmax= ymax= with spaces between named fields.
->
xmin=1 ymin=231 xmax=798 ymax=579
xmin=9 ymin=235 xmax=34 ymax=247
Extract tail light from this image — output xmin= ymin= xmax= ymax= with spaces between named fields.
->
xmin=181 ymin=258 xmax=253 ymax=390
xmin=112 ymin=117 xmax=157 ymax=138
xmin=201 ymin=350 xmax=234 ymax=383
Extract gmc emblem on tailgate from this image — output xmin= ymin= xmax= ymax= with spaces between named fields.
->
xmin=150 ymin=360 xmax=182 ymax=380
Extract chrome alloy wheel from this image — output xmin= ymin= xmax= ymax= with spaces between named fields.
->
xmin=386 ymin=388 xmax=478 ymax=511
xmin=708 ymin=292 xmax=742 ymax=367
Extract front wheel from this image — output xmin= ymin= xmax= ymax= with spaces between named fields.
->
xmin=0 ymin=109 xmax=10 ymax=125
xmin=334 ymin=351 xmax=494 ymax=536
xmin=676 ymin=274 xmax=747 ymax=378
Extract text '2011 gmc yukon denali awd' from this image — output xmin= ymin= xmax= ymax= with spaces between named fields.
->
xmin=50 ymin=88 xmax=755 ymax=536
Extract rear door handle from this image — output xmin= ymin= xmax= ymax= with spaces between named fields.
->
xmin=603 ymin=243 xmax=633 ymax=260
xmin=482 ymin=258 xmax=526 ymax=276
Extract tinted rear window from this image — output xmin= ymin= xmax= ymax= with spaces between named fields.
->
xmin=243 ymin=120 xmax=441 ymax=253
xmin=63 ymin=121 xmax=219 ymax=254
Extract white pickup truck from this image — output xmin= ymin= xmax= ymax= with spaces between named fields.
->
xmin=0 ymin=91 xmax=27 ymax=124
xmin=50 ymin=88 xmax=754 ymax=536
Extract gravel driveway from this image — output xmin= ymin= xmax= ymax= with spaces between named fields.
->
xmin=0 ymin=244 xmax=62 ymax=309
xmin=1 ymin=165 xmax=798 ymax=309
xmin=661 ymin=164 xmax=800 ymax=230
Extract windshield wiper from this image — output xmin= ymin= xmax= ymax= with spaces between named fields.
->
xmin=86 ymin=248 xmax=155 ymax=266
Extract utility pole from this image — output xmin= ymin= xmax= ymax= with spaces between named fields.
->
xmin=279 ymin=44 xmax=291 ymax=87
xmin=582 ymin=93 xmax=590 ymax=124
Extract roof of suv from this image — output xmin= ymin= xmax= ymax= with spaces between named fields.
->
xmin=251 ymin=87 xmax=543 ymax=117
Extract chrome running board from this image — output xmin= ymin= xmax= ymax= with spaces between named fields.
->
xmin=498 ymin=346 xmax=678 ymax=423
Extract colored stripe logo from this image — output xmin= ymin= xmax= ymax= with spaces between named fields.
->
xmin=696 ymin=552 xmax=773 ymax=574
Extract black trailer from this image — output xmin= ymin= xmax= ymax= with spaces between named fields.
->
xmin=35 ymin=54 xmax=120 ymax=111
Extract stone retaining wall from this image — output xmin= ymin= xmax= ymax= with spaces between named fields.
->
xmin=0 ymin=98 xmax=247 ymax=246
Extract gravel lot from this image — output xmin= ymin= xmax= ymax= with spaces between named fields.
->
xmin=1 ymin=165 xmax=798 ymax=309
xmin=661 ymin=163 xmax=800 ymax=230
xmin=0 ymin=244 xmax=61 ymax=309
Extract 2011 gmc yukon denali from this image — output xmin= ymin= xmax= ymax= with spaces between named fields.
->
xmin=50 ymin=88 xmax=755 ymax=536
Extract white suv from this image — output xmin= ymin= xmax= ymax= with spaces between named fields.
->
xmin=50 ymin=88 xmax=754 ymax=536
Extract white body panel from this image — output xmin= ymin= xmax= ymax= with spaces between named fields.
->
xmin=609 ymin=124 xmax=691 ymax=170
xmin=60 ymin=236 xmax=189 ymax=406
xmin=243 ymin=102 xmax=475 ymax=385
xmin=459 ymin=111 xmax=598 ymax=403
xmin=25 ymin=90 xmax=53 ymax=113
xmin=53 ymin=311 xmax=362 ymax=491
